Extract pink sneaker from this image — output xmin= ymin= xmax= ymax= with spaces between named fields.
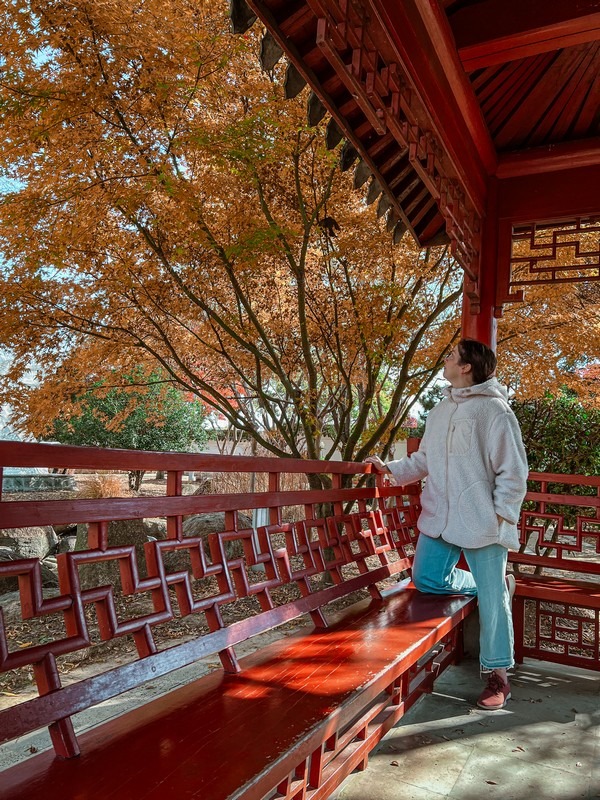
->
xmin=477 ymin=671 xmax=511 ymax=710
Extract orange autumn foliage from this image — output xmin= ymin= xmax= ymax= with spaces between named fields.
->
xmin=0 ymin=0 xmax=598 ymax=465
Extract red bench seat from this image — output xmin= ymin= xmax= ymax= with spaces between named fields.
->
xmin=0 ymin=588 xmax=475 ymax=800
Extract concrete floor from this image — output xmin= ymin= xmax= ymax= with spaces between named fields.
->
xmin=334 ymin=659 xmax=600 ymax=800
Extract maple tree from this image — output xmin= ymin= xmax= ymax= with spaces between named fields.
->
xmin=497 ymin=245 xmax=600 ymax=405
xmin=0 ymin=0 xmax=598 ymax=476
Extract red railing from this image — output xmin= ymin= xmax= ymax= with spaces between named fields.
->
xmin=0 ymin=441 xmax=420 ymax=755
xmin=512 ymin=471 xmax=600 ymax=573
xmin=510 ymin=471 xmax=600 ymax=670
xmin=1 ymin=441 xmax=599 ymax=753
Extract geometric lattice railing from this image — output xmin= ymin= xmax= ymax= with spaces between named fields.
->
xmin=0 ymin=441 xmax=419 ymax=756
xmin=513 ymin=471 xmax=600 ymax=572
xmin=498 ymin=217 xmax=600 ymax=307
xmin=510 ymin=471 xmax=600 ymax=671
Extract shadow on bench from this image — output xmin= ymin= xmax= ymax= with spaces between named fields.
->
xmin=0 ymin=443 xmax=476 ymax=800
xmin=1 ymin=587 xmax=475 ymax=800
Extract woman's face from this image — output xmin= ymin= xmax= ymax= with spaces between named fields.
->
xmin=443 ymin=347 xmax=473 ymax=387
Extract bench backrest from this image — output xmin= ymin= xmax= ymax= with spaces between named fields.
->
xmin=510 ymin=471 xmax=600 ymax=577
xmin=0 ymin=442 xmax=419 ymax=757
xmin=509 ymin=472 xmax=600 ymax=671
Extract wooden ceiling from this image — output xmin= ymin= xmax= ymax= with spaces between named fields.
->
xmin=234 ymin=0 xmax=600 ymax=292
xmin=470 ymin=44 xmax=599 ymax=151
xmin=447 ymin=0 xmax=600 ymax=155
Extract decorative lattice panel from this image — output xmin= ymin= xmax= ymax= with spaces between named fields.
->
xmin=0 ymin=503 xmax=417 ymax=674
xmin=311 ymin=0 xmax=481 ymax=285
xmin=517 ymin=597 xmax=600 ymax=671
xmin=505 ymin=217 xmax=600 ymax=300
xmin=511 ymin=472 xmax=600 ymax=671
xmin=514 ymin=473 xmax=600 ymax=569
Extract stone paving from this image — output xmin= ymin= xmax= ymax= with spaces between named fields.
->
xmin=334 ymin=659 xmax=600 ymax=800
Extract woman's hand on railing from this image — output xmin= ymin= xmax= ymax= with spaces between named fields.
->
xmin=364 ymin=456 xmax=391 ymax=475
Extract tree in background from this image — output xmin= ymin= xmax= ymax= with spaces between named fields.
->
xmin=510 ymin=393 xmax=600 ymax=533
xmin=511 ymin=394 xmax=600 ymax=476
xmin=0 ymin=0 xmax=463 ymax=477
xmin=414 ymin=385 xmax=445 ymax=438
xmin=47 ymin=368 xmax=207 ymax=489
xmin=0 ymin=1 xmax=598 ymax=477
xmin=497 ymin=281 xmax=600 ymax=404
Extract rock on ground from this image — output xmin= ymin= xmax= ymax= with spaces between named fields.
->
xmin=0 ymin=526 xmax=58 ymax=560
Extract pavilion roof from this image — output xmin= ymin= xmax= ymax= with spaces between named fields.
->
xmin=447 ymin=0 xmax=600 ymax=158
xmin=234 ymin=0 xmax=600 ymax=293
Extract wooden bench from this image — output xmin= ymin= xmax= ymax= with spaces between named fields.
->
xmin=510 ymin=472 xmax=600 ymax=671
xmin=0 ymin=442 xmax=476 ymax=800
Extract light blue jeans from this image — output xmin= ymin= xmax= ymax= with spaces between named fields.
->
xmin=412 ymin=533 xmax=513 ymax=670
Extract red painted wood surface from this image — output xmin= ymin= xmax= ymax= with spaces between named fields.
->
xmin=510 ymin=471 xmax=600 ymax=672
xmin=0 ymin=486 xmax=398 ymax=527
xmin=450 ymin=0 xmax=600 ymax=69
xmin=497 ymin=138 xmax=600 ymax=178
xmin=0 ymin=441 xmax=367 ymax=474
xmin=2 ymin=440 xmax=599 ymax=800
xmin=0 ymin=442 xmax=423 ymax=756
xmin=0 ymin=588 xmax=474 ymax=800
xmin=514 ymin=576 xmax=600 ymax=607
xmin=247 ymin=0 xmax=486 ymax=283
xmin=461 ymin=174 xmax=499 ymax=345
xmin=370 ymin=0 xmax=491 ymax=211
xmin=0 ymin=559 xmax=412 ymax=744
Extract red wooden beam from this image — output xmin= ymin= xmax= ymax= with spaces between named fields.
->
xmin=461 ymin=177 xmax=499 ymax=347
xmin=0 ymin=440 xmax=367 ymax=475
xmin=457 ymin=7 xmax=600 ymax=72
xmin=450 ymin=0 xmax=600 ymax=70
xmin=369 ymin=0 xmax=495 ymax=215
xmin=496 ymin=137 xmax=600 ymax=178
xmin=496 ymin=163 xmax=600 ymax=221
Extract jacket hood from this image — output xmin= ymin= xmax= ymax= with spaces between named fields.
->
xmin=442 ymin=376 xmax=509 ymax=403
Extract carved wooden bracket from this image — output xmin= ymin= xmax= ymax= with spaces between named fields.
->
xmin=314 ymin=6 xmax=482 ymax=291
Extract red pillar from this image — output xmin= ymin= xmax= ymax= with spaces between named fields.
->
xmin=461 ymin=178 xmax=498 ymax=351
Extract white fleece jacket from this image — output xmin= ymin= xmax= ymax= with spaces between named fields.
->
xmin=387 ymin=377 xmax=528 ymax=550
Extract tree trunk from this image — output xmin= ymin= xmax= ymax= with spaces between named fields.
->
xmin=129 ymin=470 xmax=145 ymax=491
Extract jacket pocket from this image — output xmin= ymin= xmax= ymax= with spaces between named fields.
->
xmin=418 ymin=484 xmax=440 ymax=531
xmin=448 ymin=419 xmax=474 ymax=455
xmin=458 ymin=480 xmax=496 ymax=539
xmin=497 ymin=518 xmax=521 ymax=551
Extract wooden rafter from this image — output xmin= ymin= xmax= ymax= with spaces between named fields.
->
xmin=471 ymin=43 xmax=600 ymax=152
xmin=497 ymin=138 xmax=600 ymax=178
xmin=449 ymin=0 xmax=600 ymax=71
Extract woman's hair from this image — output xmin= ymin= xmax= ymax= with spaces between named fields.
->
xmin=457 ymin=338 xmax=497 ymax=385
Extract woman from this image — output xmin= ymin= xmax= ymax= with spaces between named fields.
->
xmin=366 ymin=339 xmax=528 ymax=710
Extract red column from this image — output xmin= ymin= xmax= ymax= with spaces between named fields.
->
xmin=461 ymin=178 xmax=498 ymax=351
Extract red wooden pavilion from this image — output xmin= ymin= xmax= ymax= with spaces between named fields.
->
xmin=232 ymin=0 xmax=600 ymax=348
xmin=1 ymin=7 xmax=600 ymax=798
